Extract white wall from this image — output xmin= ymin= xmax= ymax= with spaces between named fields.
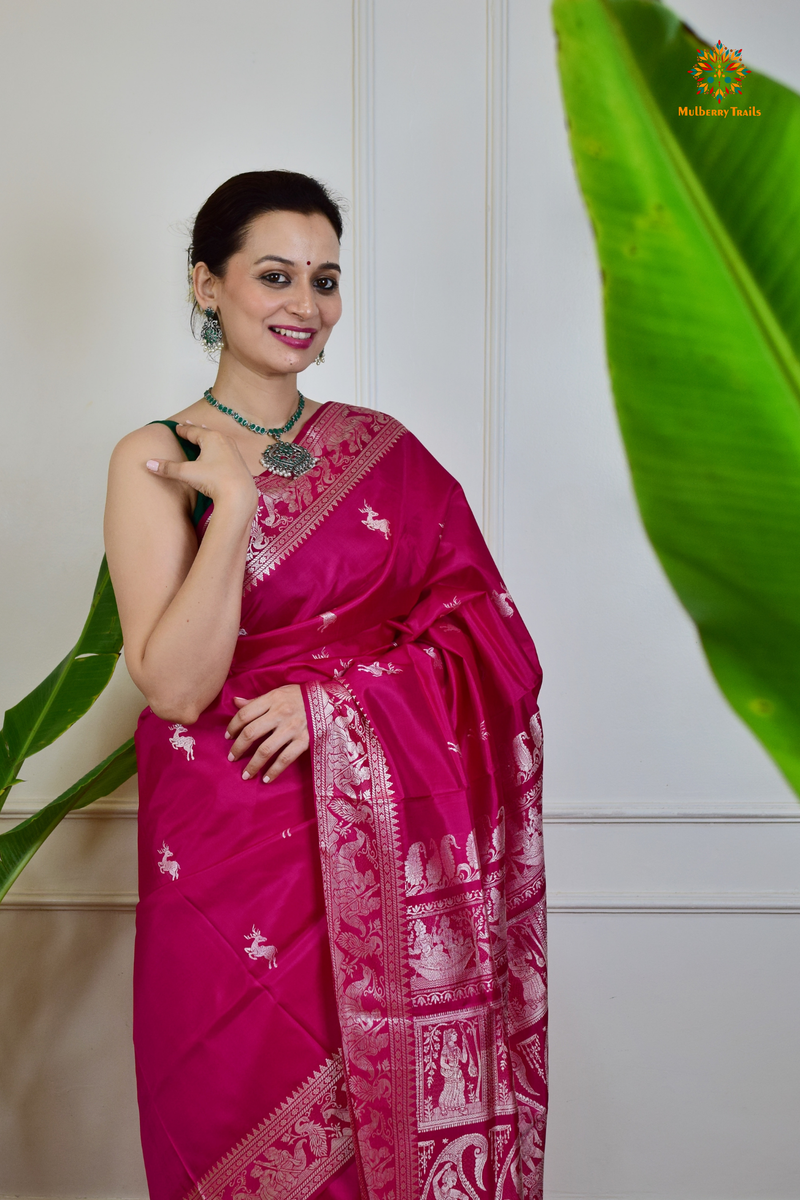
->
xmin=1 ymin=1 xmax=800 ymax=1197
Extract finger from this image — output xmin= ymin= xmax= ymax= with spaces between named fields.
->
xmin=174 ymin=422 xmax=204 ymax=445
xmin=260 ymin=735 xmax=309 ymax=784
xmin=224 ymin=695 xmax=255 ymax=739
xmin=228 ymin=713 xmax=278 ymax=761
xmin=226 ymin=697 xmax=272 ymax=741
xmin=241 ymin=718 xmax=308 ymax=779
xmin=240 ymin=730 xmax=287 ymax=780
xmin=241 ymin=729 xmax=304 ymax=781
xmin=246 ymin=720 xmax=309 ymax=778
xmin=145 ymin=458 xmax=194 ymax=480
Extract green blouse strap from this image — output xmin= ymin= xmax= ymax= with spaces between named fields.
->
xmin=148 ymin=419 xmax=211 ymax=527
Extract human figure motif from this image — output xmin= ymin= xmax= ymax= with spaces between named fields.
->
xmin=438 ymin=1028 xmax=468 ymax=1114
xmin=433 ymin=1162 xmax=470 ymax=1200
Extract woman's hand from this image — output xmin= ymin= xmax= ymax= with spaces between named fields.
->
xmin=225 ymin=685 xmax=310 ymax=782
xmin=145 ymin=422 xmax=258 ymax=515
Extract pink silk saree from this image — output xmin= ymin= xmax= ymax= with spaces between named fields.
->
xmin=134 ymin=402 xmax=547 ymax=1200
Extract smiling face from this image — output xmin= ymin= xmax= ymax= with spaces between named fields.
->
xmin=193 ymin=209 xmax=342 ymax=377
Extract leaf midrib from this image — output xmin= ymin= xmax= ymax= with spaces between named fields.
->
xmin=598 ymin=0 xmax=800 ymax=407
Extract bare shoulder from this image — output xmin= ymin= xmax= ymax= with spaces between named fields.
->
xmin=106 ymin=422 xmax=195 ymax=525
xmin=109 ymin=421 xmax=183 ymax=470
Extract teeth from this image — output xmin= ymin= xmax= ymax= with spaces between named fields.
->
xmin=273 ymin=328 xmax=313 ymax=340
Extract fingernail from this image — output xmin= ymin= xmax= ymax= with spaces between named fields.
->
xmin=184 ymin=420 xmax=194 ymax=425
xmin=146 ymin=460 xmax=159 ymax=471
xmin=224 ymin=731 xmax=231 ymax=740
xmin=262 ymin=775 xmax=271 ymax=784
xmin=228 ymin=752 xmax=235 ymax=762
xmin=242 ymin=770 xmax=250 ymax=780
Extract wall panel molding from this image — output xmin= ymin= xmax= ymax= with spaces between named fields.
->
xmin=2 ymin=800 xmax=138 ymax=819
xmin=4 ymin=797 xmax=798 ymax=823
xmin=543 ymin=798 xmax=800 ymax=824
xmin=548 ymin=890 xmax=800 ymax=914
xmin=482 ymin=0 xmax=509 ymax=561
xmin=2 ymin=891 xmax=138 ymax=911
xmin=351 ymin=0 xmax=376 ymax=409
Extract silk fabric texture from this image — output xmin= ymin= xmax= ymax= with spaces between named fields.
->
xmin=134 ymin=403 xmax=548 ymax=1200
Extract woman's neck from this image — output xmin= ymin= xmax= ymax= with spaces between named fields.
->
xmin=211 ymin=352 xmax=303 ymax=427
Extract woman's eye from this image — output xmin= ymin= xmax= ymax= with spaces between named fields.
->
xmin=260 ymin=272 xmax=289 ymax=285
xmin=315 ymin=277 xmax=339 ymax=292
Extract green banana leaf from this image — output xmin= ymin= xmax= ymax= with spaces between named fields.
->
xmin=0 ymin=737 xmax=136 ymax=902
xmin=553 ymin=0 xmax=800 ymax=793
xmin=0 ymin=556 xmax=123 ymax=808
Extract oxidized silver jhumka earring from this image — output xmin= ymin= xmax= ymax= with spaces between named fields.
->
xmin=315 ymin=347 xmax=325 ymax=366
xmin=200 ymin=308 xmax=224 ymax=357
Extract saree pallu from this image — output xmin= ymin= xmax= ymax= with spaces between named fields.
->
xmin=134 ymin=402 xmax=547 ymax=1200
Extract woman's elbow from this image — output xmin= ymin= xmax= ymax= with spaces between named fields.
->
xmin=148 ymin=699 xmax=203 ymax=726
xmin=142 ymin=681 xmax=204 ymax=726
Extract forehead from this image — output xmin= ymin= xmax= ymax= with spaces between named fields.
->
xmin=240 ymin=209 xmax=339 ymax=258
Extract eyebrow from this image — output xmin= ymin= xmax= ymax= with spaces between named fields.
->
xmin=254 ymin=255 xmax=341 ymax=271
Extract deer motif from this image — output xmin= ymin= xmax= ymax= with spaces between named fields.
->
xmin=359 ymin=502 xmax=391 ymax=539
xmin=491 ymin=590 xmax=515 ymax=618
xmin=157 ymin=842 xmax=180 ymax=881
xmin=168 ymin=723 xmax=195 ymax=761
xmin=244 ymin=926 xmax=278 ymax=967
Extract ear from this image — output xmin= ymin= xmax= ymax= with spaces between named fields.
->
xmin=192 ymin=261 xmax=218 ymax=311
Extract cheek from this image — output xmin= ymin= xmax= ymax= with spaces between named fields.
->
xmin=323 ymin=295 xmax=343 ymax=328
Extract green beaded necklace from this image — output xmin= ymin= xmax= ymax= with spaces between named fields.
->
xmin=203 ymin=388 xmax=317 ymax=479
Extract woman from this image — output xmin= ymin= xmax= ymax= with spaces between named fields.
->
xmin=104 ymin=171 xmax=547 ymax=1200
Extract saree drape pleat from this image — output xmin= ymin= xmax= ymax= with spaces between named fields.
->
xmin=134 ymin=404 xmax=547 ymax=1200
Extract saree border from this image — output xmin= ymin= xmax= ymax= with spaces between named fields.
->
xmin=307 ymin=678 xmax=417 ymax=1200
xmin=184 ymin=1052 xmax=353 ymax=1200
xmin=244 ymin=404 xmax=405 ymax=592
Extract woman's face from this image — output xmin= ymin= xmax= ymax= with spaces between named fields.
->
xmin=199 ymin=209 xmax=342 ymax=376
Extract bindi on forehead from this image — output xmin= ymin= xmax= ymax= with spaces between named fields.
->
xmin=307 ymin=261 xmax=311 ymax=265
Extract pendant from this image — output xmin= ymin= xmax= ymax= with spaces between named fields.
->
xmin=260 ymin=440 xmax=317 ymax=478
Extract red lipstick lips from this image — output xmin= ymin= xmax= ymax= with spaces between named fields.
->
xmin=268 ymin=325 xmax=317 ymax=348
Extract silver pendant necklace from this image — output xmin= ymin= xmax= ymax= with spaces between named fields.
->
xmin=203 ymin=388 xmax=317 ymax=478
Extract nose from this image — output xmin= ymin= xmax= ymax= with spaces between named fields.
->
xmin=285 ymin=280 xmax=317 ymax=321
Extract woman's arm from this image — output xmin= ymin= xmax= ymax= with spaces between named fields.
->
xmin=104 ymin=422 xmax=258 ymax=724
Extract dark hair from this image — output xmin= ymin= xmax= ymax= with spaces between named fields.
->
xmin=189 ymin=169 xmax=345 ymax=324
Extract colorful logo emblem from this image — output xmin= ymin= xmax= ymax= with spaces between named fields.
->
xmin=689 ymin=40 xmax=751 ymax=105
